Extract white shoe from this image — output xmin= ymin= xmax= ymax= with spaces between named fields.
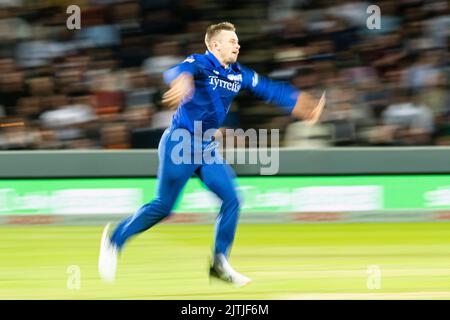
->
xmin=98 ymin=223 xmax=118 ymax=283
xmin=209 ymin=254 xmax=251 ymax=287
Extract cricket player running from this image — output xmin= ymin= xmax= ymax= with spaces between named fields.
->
xmin=99 ymin=22 xmax=325 ymax=286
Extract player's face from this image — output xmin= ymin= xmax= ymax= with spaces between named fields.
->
xmin=216 ymin=30 xmax=240 ymax=65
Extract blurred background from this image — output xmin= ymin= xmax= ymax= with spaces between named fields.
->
xmin=0 ymin=0 xmax=449 ymax=150
xmin=2 ymin=0 xmax=450 ymax=300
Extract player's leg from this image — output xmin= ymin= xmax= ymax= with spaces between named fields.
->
xmin=109 ymin=166 xmax=193 ymax=250
xmin=197 ymin=162 xmax=240 ymax=257
xmin=196 ymin=159 xmax=251 ymax=286
xmin=110 ymin=131 xmax=196 ymax=250
xmin=99 ymin=128 xmax=196 ymax=282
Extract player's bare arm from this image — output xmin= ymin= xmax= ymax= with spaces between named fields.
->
xmin=162 ymin=72 xmax=195 ymax=109
xmin=292 ymin=91 xmax=326 ymax=125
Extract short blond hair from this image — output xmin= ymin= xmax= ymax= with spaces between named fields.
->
xmin=205 ymin=22 xmax=236 ymax=50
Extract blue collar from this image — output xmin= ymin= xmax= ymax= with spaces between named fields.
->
xmin=205 ymin=50 xmax=223 ymax=69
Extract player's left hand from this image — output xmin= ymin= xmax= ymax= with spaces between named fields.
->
xmin=291 ymin=91 xmax=326 ymax=125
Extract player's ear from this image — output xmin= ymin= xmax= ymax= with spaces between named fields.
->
xmin=211 ymin=39 xmax=220 ymax=51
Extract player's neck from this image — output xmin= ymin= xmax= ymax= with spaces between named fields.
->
xmin=210 ymin=51 xmax=229 ymax=69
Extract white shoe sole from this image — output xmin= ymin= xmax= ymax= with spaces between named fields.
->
xmin=209 ymin=254 xmax=252 ymax=287
xmin=209 ymin=268 xmax=252 ymax=287
xmin=98 ymin=223 xmax=117 ymax=283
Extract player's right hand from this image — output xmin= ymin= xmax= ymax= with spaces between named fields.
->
xmin=162 ymin=73 xmax=195 ymax=109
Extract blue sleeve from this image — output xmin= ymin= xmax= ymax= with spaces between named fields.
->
xmin=163 ymin=56 xmax=198 ymax=85
xmin=240 ymin=65 xmax=300 ymax=113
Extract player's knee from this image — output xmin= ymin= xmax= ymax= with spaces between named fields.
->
xmin=149 ymin=198 xmax=173 ymax=218
xmin=227 ymin=196 xmax=241 ymax=212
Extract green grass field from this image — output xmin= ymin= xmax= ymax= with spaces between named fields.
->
xmin=2 ymin=222 xmax=450 ymax=299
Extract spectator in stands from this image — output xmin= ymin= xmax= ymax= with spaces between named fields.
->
xmin=373 ymin=89 xmax=434 ymax=146
xmin=0 ymin=0 xmax=448 ymax=149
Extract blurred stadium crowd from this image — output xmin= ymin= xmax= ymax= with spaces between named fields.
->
xmin=0 ymin=0 xmax=449 ymax=149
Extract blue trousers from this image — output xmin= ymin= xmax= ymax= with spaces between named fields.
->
xmin=110 ymin=127 xmax=241 ymax=258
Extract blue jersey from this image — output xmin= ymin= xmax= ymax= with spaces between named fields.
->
xmin=163 ymin=50 xmax=300 ymax=133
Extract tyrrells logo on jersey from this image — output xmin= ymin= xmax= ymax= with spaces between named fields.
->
xmin=227 ymin=74 xmax=242 ymax=82
xmin=208 ymin=75 xmax=241 ymax=93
